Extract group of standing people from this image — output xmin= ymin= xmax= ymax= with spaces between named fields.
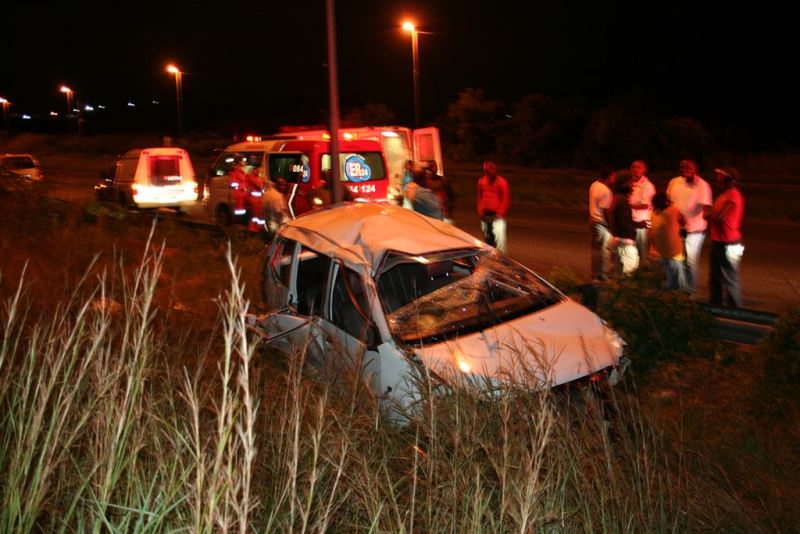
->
xmin=401 ymin=159 xmax=456 ymax=224
xmin=228 ymin=158 xmax=288 ymax=234
xmin=590 ymin=159 xmax=745 ymax=307
xmin=401 ymin=158 xmax=511 ymax=255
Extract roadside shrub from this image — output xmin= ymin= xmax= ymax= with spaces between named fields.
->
xmin=760 ymin=307 xmax=800 ymax=404
xmin=546 ymin=266 xmax=582 ymax=297
xmin=597 ymin=264 xmax=717 ymax=376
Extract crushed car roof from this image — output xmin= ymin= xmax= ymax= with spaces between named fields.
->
xmin=279 ymin=202 xmax=486 ymax=275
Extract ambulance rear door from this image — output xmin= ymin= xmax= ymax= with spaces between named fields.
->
xmin=412 ymin=127 xmax=444 ymax=174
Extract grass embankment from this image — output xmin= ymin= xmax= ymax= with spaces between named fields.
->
xmin=0 ymin=188 xmax=798 ymax=531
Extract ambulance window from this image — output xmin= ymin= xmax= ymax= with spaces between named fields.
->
xmin=269 ymin=154 xmax=308 ymax=184
xmin=106 ymin=163 xmax=118 ymax=181
xmin=415 ymin=133 xmax=435 ymax=161
xmin=213 ymin=152 xmax=261 ymax=176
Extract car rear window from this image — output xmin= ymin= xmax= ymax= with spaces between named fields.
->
xmin=150 ymin=156 xmax=180 ymax=177
xmin=4 ymin=157 xmax=36 ymax=169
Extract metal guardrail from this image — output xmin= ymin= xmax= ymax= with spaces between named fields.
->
xmin=578 ymin=283 xmax=779 ymax=346
xmin=702 ymin=305 xmax=779 ymax=346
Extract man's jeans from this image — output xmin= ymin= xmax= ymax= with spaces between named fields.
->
xmin=481 ymin=218 xmax=507 ymax=253
xmin=635 ymin=227 xmax=649 ymax=262
xmin=683 ymin=231 xmax=706 ymax=294
xmin=709 ymin=241 xmax=744 ymax=307
xmin=660 ymin=257 xmax=687 ymax=291
xmin=590 ymin=222 xmax=611 ymax=281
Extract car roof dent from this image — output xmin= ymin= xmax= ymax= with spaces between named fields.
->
xmin=278 ymin=203 xmax=486 ymax=276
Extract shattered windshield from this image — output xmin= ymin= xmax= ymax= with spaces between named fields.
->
xmin=376 ymin=249 xmax=563 ymax=345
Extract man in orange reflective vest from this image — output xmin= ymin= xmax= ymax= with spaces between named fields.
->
xmin=228 ymin=159 xmax=248 ymax=223
xmin=245 ymin=164 xmax=265 ymax=232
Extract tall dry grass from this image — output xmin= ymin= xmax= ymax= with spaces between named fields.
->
xmin=0 ymin=234 xmax=756 ymax=532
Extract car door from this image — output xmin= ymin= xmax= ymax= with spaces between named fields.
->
xmin=317 ymin=262 xmax=383 ymax=383
xmin=252 ymin=241 xmax=332 ymax=367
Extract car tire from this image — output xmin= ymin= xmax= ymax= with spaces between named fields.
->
xmin=215 ymin=204 xmax=232 ymax=227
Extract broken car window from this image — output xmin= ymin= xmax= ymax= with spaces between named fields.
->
xmin=376 ymin=249 xmax=563 ymax=345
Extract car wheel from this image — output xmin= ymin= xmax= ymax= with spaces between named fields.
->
xmin=215 ymin=204 xmax=232 ymax=226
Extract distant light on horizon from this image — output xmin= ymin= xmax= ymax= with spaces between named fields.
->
xmin=21 ymin=114 xmax=31 ymax=120
xmin=127 ymin=102 xmax=136 ymax=107
xmin=97 ymin=104 xmax=106 ymax=109
xmin=84 ymin=104 xmax=94 ymax=112
xmin=402 ymin=21 xmax=415 ymax=32
xmin=50 ymin=111 xmax=59 ymax=116
xmin=60 ymin=85 xmax=72 ymax=94
xmin=152 ymin=100 xmax=160 ymax=105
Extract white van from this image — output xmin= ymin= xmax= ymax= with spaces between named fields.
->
xmin=95 ymin=147 xmax=198 ymax=210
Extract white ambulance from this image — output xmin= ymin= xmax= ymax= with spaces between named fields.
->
xmin=95 ymin=147 xmax=198 ymax=210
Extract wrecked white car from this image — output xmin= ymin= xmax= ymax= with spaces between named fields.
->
xmin=253 ymin=202 xmax=627 ymax=415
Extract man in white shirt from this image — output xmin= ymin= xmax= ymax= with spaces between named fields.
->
xmin=667 ymin=159 xmax=713 ymax=294
xmin=628 ymin=160 xmax=656 ymax=261
xmin=589 ymin=167 xmax=615 ymax=281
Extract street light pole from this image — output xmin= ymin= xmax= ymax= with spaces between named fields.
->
xmin=167 ymin=65 xmax=183 ymax=138
xmin=60 ymin=86 xmax=73 ymax=134
xmin=326 ymin=0 xmax=342 ymax=204
xmin=402 ymin=21 xmax=421 ymax=128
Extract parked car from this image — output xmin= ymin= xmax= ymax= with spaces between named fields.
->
xmin=0 ymin=154 xmax=43 ymax=190
xmin=252 ymin=203 xmax=627 ymax=419
xmin=95 ymin=147 xmax=198 ymax=210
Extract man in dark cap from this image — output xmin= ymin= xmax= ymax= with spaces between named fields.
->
xmin=707 ymin=166 xmax=745 ymax=307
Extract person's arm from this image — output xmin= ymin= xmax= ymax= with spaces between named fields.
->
xmin=497 ymin=178 xmax=510 ymax=218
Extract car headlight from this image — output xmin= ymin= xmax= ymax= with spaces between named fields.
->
xmin=602 ymin=323 xmax=625 ymax=359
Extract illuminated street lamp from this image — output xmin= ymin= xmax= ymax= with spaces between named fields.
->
xmin=166 ymin=64 xmax=183 ymax=138
xmin=402 ymin=20 xmax=421 ymax=128
xmin=60 ymin=85 xmax=73 ymax=134
xmin=0 ymin=97 xmax=9 ymax=131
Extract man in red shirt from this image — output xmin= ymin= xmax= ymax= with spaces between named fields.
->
xmin=707 ymin=166 xmax=745 ymax=307
xmin=477 ymin=160 xmax=510 ymax=252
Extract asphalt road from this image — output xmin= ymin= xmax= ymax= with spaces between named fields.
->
xmin=47 ymin=170 xmax=800 ymax=315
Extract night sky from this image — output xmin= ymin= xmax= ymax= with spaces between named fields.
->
xmin=2 ymin=0 xmax=797 ymax=140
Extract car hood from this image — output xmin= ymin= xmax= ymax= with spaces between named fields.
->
xmin=412 ymin=299 xmax=619 ymax=388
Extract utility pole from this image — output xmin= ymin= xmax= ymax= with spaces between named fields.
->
xmin=326 ymin=0 xmax=342 ymax=203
